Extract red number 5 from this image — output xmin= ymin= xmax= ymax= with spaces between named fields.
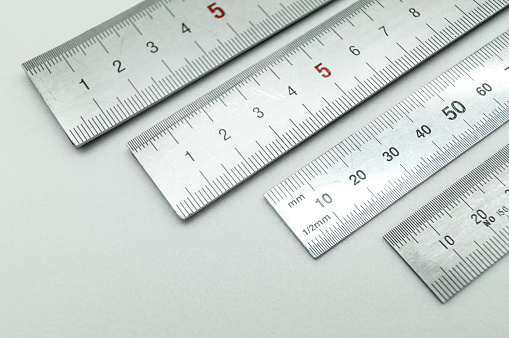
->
xmin=208 ymin=3 xmax=225 ymax=18
xmin=315 ymin=63 xmax=331 ymax=78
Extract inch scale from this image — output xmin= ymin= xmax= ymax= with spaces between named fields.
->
xmin=384 ymin=146 xmax=509 ymax=303
xmin=129 ymin=0 xmax=509 ymax=219
xmin=23 ymin=0 xmax=332 ymax=146
xmin=265 ymin=31 xmax=509 ymax=258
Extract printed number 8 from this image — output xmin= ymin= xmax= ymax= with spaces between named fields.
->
xmin=409 ymin=8 xmax=420 ymax=17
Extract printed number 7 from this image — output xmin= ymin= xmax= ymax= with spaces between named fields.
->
xmin=208 ymin=3 xmax=225 ymax=18
xmin=315 ymin=63 xmax=331 ymax=78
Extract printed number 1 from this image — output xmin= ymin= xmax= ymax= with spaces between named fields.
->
xmin=79 ymin=79 xmax=89 ymax=90
xmin=208 ymin=3 xmax=225 ymax=18
xmin=185 ymin=151 xmax=195 ymax=161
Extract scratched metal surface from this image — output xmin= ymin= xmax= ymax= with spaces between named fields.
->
xmin=2 ymin=0 xmax=509 ymax=336
xmin=266 ymin=31 xmax=509 ymax=257
xmin=385 ymin=146 xmax=509 ymax=302
xmin=129 ymin=0 xmax=508 ymax=219
xmin=23 ymin=0 xmax=332 ymax=146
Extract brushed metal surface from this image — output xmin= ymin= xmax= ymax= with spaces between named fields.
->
xmin=385 ymin=146 xmax=509 ymax=302
xmin=23 ymin=0 xmax=332 ymax=146
xmin=265 ymin=31 xmax=509 ymax=258
xmin=129 ymin=0 xmax=508 ymax=219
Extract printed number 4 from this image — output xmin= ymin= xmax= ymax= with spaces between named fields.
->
xmin=208 ymin=3 xmax=225 ymax=18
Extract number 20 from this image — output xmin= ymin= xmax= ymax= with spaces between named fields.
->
xmin=349 ymin=170 xmax=367 ymax=185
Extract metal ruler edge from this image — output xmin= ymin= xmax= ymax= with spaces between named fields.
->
xmin=23 ymin=0 xmax=332 ymax=146
xmin=384 ymin=145 xmax=509 ymax=302
xmin=128 ymin=0 xmax=509 ymax=219
xmin=127 ymin=0 xmax=397 ymax=149
xmin=128 ymin=0 xmax=508 ymax=150
xmin=264 ymin=30 xmax=509 ymax=258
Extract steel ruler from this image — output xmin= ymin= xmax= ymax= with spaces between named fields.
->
xmin=128 ymin=0 xmax=508 ymax=219
xmin=265 ymin=31 xmax=509 ymax=258
xmin=23 ymin=0 xmax=332 ymax=147
xmin=384 ymin=146 xmax=509 ymax=302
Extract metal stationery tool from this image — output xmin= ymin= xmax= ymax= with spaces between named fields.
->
xmin=384 ymin=146 xmax=509 ymax=302
xmin=23 ymin=0 xmax=332 ymax=146
xmin=265 ymin=31 xmax=509 ymax=258
xmin=128 ymin=0 xmax=508 ymax=219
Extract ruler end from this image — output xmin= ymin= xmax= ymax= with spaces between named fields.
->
xmin=21 ymin=61 xmax=30 ymax=73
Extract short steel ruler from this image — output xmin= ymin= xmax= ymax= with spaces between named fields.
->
xmin=384 ymin=146 xmax=509 ymax=302
xmin=265 ymin=31 xmax=509 ymax=258
xmin=23 ymin=0 xmax=332 ymax=146
xmin=129 ymin=0 xmax=508 ymax=219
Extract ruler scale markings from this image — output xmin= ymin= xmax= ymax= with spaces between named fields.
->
xmin=266 ymin=32 xmax=509 ymax=257
xmin=24 ymin=0 xmax=333 ymax=147
xmin=129 ymin=1 xmax=508 ymax=219
xmin=385 ymin=146 xmax=509 ymax=302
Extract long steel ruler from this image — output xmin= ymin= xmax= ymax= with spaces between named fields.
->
xmin=23 ymin=0 xmax=332 ymax=147
xmin=265 ymin=31 xmax=509 ymax=258
xmin=384 ymin=146 xmax=509 ymax=302
xmin=128 ymin=0 xmax=508 ymax=220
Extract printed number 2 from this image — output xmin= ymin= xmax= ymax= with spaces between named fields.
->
xmin=219 ymin=129 xmax=231 ymax=141
xmin=113 ymin=60 xmax=126 ymax=73
xmin=208 ymin=3 xmax=225 ymax=18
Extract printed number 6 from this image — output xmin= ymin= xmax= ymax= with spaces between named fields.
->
xmin=208 ymin=3 xmax=225 ymax=18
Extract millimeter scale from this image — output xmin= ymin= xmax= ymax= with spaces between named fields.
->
xmin=265 ymin=31 xmax=509 ymax=258
xmin=128 ymin=0 xmax=509 ymax=219
xmin=385 ymin=146 xmax=509 ymax=302
xmin=21 ymin=0 xmax=509 ymax=304
xmin=23 ymin=0 xmax=333 ymax=146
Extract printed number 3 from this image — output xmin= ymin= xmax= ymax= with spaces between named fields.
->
xmin=146 ymin=41 xmax=159 ymax=53
xmin=208 ymin=3 xmax=225 ymax=18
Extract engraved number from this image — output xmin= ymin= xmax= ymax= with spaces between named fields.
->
xmin=315 ymin=194 xmax=333 ymax=208
xmin=441 ymin=101 xmax=466 ymax=120
xmin=219 ymin=129 xmax=231 ymax=141
xmin=476 ymin=83 xmax=492 ymax=96
xmin=146 ymin=41 xmax=159 ymax=53
xmin=182 ymin=23 xmax=191 ymax=33
xmin=315 ymin=63 xmax=331 ymax=78
xmin=113 ymin=60 xmax=126 ymax=73
xmin=409 ymin=8 xmax=420 ymax=17
xmin=349 ymin=170 xmax=367 ymax=185
xmin=253 ymin=107 xmax=264 ymax=118
xmin=382 ymin=147 xmax=400 ymax=161
xmin=79 ymin=79 xmax=89 ymax=90
xmin=208 ymin=3 xmax=225 ymax=18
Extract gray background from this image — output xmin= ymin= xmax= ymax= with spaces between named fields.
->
xmin=1 ymin=0 xmax=508 ymax=336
